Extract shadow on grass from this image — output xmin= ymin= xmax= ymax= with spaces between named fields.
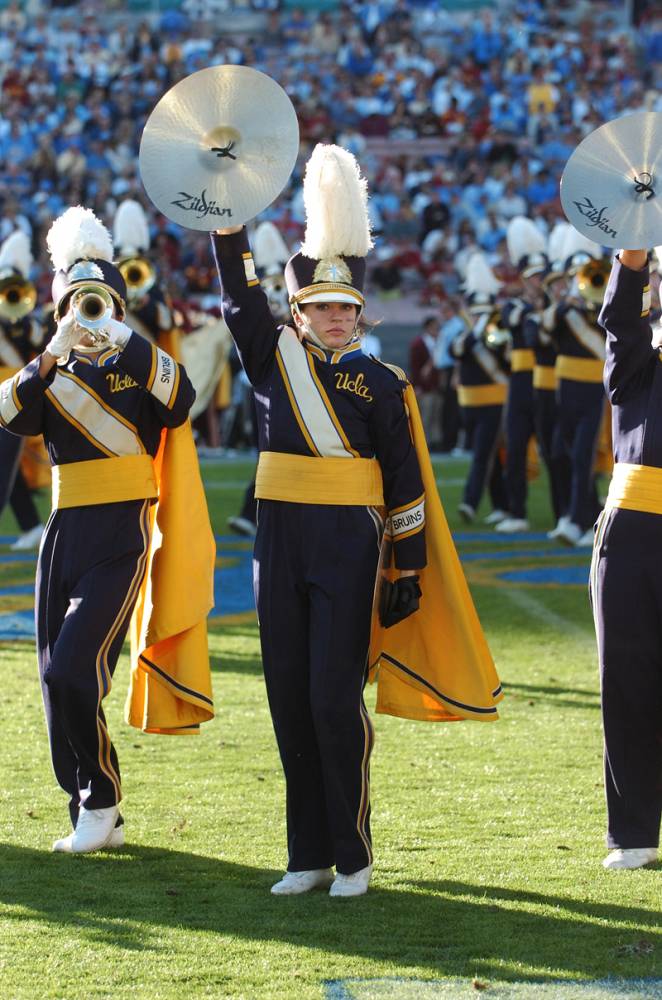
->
xmin=0 ymin=844 xmax=660 ymax=979
xmin=209 ymin=623 xmax=261 ymax=676
xmin=504 ymin=681 xmax=600 ymax=711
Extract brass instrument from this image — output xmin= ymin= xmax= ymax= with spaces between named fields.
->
xmin=0 ymin=272 xmax=37 ymax=322
xmin=480 ymin=309 xmax=512 ymax=350
xmin=71 ymin=284 xmax=114 ymax=338
xmin=574 ymin=257 xmax=610 ymax=309
xmin=119 ymin=256 xmax=156 ymax=302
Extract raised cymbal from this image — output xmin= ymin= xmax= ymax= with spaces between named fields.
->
xmin=560 ymin=111 xmax=662 ymax=250
xmin=139 ymin=65 xmax=299 ymax=231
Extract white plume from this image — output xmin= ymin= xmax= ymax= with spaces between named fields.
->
xmin=547 ymin=222 xmax=573 ymax=266
xmin=300 ymin=144 xmax=373 ymax=260
xmin=464 ymin=252 xmax=501 ymax=296
xmin=0 ymin=230 xmax=32 ymax=277
xmin=654 ymin=245 xmax=662 ymax=274
xmin=113 ymin=200 xmax=150 ymax=255
xmin=252 ymin=221 xmax=290 ymax=275
xmin=506 ymin=216 xmax=546 ymax=267
xmin=562 ymin=226 xmax=603 ymax=263
xmin=46 ymin=206 xmax=114 ymax=272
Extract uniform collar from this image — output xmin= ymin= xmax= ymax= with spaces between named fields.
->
xmin=71 ymin=346 xmax=120 ymax=368
xmin=303 ymin=336 xmax=363 ymax=365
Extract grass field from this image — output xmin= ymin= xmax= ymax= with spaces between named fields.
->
xmin=0 ymin=457 xmax=660 ymax=1000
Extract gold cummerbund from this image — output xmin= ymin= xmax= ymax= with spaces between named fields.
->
xmin=458 ymin=383 xmax=508 ymax=407
xmin=510 ymin=349 xmax=535 ymax=373
xmin=255 ymin=451 xmax=384 ymax=505
xmin=556 ymin=355 xmax=604 ymax=383
xmin=533 ymin=365 xmax=557 ymax=391
xmin=605 ymin=462 xmax=662 ymax=516
xmin=0 ymin=366 xmax=20 ymax=383
xmin=52 ymin=454 xmax=158 ymax=510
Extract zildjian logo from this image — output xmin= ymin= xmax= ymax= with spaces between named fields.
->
xmin=572 ymin=197 xmax=618 ymax=238
xmin=171 ymin=189 xmax=233 ymax=220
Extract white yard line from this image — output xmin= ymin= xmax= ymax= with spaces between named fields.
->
xmin=502 ymin=587 xmax=595 ymax=646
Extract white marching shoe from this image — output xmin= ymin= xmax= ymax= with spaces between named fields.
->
xmin=329 ymin=864 xmax=373 ymax=898
xmin=577 ymin=528 xmax=595 ymax=547
xmin=227 ymin=516 xmax=257 ymax=538
xmin=484 ymin=509 xmax=507 ymax=525
xmin=495 ymin=517 xmax=529 ymax=534
xmin=602 ymin=847 xmax=658 ymax=870
xmin=270 ymin=868 xmax=334 ymax=895
xmin=554 ymin=520 xmax=582 ymax=546
xmin=52 ymin=805 xmax=120 ymax=854
xmin=547 ymin=515 xmax=571 ymax=540
xmin=10 ymin=523 xmax=45 ymax=551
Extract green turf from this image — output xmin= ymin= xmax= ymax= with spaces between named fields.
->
xmin=0 ymin=458 xmax=659 ymax=1000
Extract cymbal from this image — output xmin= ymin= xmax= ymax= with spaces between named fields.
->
xmin=139 ymin=65 xmax=299 ymax=231
xmin=560 ymin=111 xmax=662 ymax=250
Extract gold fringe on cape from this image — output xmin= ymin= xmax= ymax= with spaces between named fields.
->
xmin=126 ymin=421 xmax=216 ymax=734
xmin=369 ymin=385 xmax=503 ymax=723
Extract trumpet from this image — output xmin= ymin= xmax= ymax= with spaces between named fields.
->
xmin=0 ymin=273 xmax=37 ymax=322
xmin=71 ymin=284 xmax=114 ymax=341
xmin=119 ymin=256 xmax=156 ymax=303
xmin=480 ymin=309 xmax=512 ymax=350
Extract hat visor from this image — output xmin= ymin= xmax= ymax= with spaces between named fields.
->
xmin=291 ymin=284 xmax=364 ymax=308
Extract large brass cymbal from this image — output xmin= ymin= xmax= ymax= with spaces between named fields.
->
xmin=560 ymin=112 xmax=662 ymax=250
xmin=139 ymin=65 xmax=299 ymax=232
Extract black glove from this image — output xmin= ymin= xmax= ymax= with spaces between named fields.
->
xmin=379 ymin=575 xmax=422 ymax=628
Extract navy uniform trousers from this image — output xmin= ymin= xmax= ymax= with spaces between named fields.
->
xmin=533 ymin=387 xmax=570 ymax=523
xmin=0 ymin=426 xmax=41 ymax=531
xmin=557 ymin=379 xmax=604 ymax=531
xmin=461 ymin=404 xmax=507 ymax=513
xmin=504 ymin=371 xmax=535 ymax=520
xmin=254 ymin=499 xmax=381 ymax=875
xmin=36 ymin=498 xmax=151 ymax=827
xmin=591 ymin=507 xmax=662 ymax=849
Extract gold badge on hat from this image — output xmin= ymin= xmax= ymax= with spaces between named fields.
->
xmin=313 ymin=256 xmax=352 ymax=284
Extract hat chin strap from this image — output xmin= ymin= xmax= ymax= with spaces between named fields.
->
xmin=292 ymin=302 xmax=360 ymax=350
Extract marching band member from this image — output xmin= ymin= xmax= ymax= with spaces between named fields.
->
xmin=452 ymin=253 xmax=509 ymax=525
xmin=0 ymin=207 xmax=211 ymax=854
xmin=524 ymin=221 xmax=572 ymax=535
xmin=549 ymin=229 xmax=608 ymax=546
xmin=591 ymin=246 xmax=660 ymax=870
xmin=113 ymin=199 xmax=181 ymax=361
xmin=496 ymin=217 xmax=548 ymax=534
xmin=0 ymin=230 xmax=47 ymax=550
xmin=211 ymin=144 xmax=501 ymax=898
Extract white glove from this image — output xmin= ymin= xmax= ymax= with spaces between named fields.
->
xmin=102 ymin=317 xmax=132 ymax=348
xmin=46 ymin=313 xmax=80 ymax=359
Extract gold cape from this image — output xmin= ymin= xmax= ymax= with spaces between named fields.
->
xmin=368 ymin=384 xmax=503 ymax=723
xmin=126 ymin=421 xmax=216 ymax=734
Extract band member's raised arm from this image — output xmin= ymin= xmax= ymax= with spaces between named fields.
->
xmin=599 ymin=251 xmax=653 ymax=404
xmin=210 ymin=227 xmax=280 ymax=386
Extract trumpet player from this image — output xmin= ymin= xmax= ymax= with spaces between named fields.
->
xmin=452 ymin=252 xmax=509 ymax=525
xmin=0 ymin=207 xmax=197 ymax=854
xmin=591 ymin=246 xmax=660 ymax=870
xmin=495 ymin=216 xmax=549 ymax=534
xmin=0 ymin=229 xmax=46 ymax=551
xmin=548 ymin=229 xmax=609 ymax=547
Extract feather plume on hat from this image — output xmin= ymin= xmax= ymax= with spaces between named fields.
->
xmin=0 ymin=230 xmax=33 ymax=278
xmin=547 ymin=222 xmax=573 ymax=267
xmin=654 ymin=245 xmax=662 ymax=275
xmin=300 ymin=144 xmax=373 ymax=260
xmin=46 ymin=206 xmax=114 ymax=273
xmin=506 ymin=216 xmax=546 ymax=269
xmin=464 ymin=252 xmax=502 ymax=297
xmin=113 ymin=200 xmax=151 ymax=256
xmin=252 ymin=221 xmax=290 ymax=276
xmin=561 ymin=226 xmax=603 ymax=265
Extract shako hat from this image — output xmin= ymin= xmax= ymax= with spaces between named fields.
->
xmin=506 ymin=216 xmax=548 ymax=278
xmin=113 ymin=199 xmax=151 ymax=258
xmin=285 ymin=143 xmax=373 ymax=313
xmin=47 ymin=206 xmax=127 ymax=320
xmin=0 ymin=230 xmax=33 ymax=281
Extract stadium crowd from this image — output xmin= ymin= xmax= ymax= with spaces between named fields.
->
xmin=0 ymin=0 xmax=660 ymax=309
